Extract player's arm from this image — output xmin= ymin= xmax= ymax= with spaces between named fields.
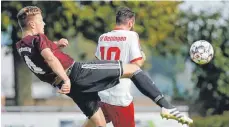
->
xmin=37 ymin=34 xmax=70 ymax=94
xmin=130 ymin=33 xmax=145 ymax=67
xmin=41 ymin=48 xmax=70 ymax=82
xmin=131 ymin=52 xmax=145 ymax=67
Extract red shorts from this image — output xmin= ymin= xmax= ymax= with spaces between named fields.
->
xmin=99 ymin=101 xmax=135 ymax=127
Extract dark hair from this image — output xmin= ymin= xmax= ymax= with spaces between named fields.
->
xmin=116 ymin=7 xmax=135 ymax=25
xmin=17 ymin=6 xmax=42 ymax=29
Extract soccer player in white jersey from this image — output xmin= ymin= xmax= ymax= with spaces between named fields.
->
xmin=94 ymin=7 xmax=145 ymax=127
xmin=84 ymin=6 xmax=193 ymax=127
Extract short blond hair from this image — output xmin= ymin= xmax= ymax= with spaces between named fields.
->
xmin=17 ymin=6 xmax=42 ymax=29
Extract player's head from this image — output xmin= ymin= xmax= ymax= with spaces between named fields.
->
xmin=17 ymin=6 xmax=45 ymax=34
xmin=116 ymin=7 xmax=135 ymax=30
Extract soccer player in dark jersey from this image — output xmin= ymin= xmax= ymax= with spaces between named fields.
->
xmin=16 ymin=6 xmax=193 ymax=127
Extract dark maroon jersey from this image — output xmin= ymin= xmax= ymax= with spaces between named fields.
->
xmin=16 ymin=33 xmax=74 ymax=84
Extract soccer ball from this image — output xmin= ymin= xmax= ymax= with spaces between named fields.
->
xmin=190 ymin=40 xmax=214 ymax=65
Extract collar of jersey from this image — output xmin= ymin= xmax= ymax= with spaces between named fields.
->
xmin=113 ymin=27 xmax=124 ymax=30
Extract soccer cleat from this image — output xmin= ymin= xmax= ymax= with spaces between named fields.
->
xmin=160 ymin=107 xmax=193 ymax=125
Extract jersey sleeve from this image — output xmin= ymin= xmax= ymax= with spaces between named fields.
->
xmin=129 ymin=32 xmax=143 ymax=63
xmin=36 ymin=34 xmax=52 ymax=52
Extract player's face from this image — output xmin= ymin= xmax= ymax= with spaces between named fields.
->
xmin=33 ymin=14 xmax=45 ymax=34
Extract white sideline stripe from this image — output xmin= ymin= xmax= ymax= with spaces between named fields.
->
xmin=82 ymin=63 xmax=120 ymax=69
xmin=82 ymin=65 xmax=119 ymax=69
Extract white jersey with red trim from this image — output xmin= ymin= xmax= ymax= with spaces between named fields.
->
xmin=95 ymin=29 xmax=143 ymax=106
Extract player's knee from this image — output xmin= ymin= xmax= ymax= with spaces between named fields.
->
xmin=122 ymin=64 xmax=141 ymax=77
xmin=88 ymin=108 xmax=106 ymax=127
xmin=89 ymin=118 xmax=106 ymax=127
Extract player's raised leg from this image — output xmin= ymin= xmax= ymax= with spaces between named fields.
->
xmin=121 ymin=63 xmax=193 ymax=125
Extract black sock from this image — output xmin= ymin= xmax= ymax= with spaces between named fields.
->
xmin=130 ymin=70 xmax=173 ymax=109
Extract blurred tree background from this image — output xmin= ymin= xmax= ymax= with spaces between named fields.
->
xmin=1 ymin=1 xmax=229 ymax=117
xmin=180 ymin=9 xmax=229 ymax=116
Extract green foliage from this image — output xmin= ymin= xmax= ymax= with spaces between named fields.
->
xmin=2 ymin=1 xmax=181 ymax=48
xmin=63 ymin=1 xmax=181 ymax=46
xmin=190 ymin=111 xmax=229 ymax=127
xmin=156 ymin=7 xmax=229 ymax=115
xmin=185 ymin=10 xmax=229 ymax=115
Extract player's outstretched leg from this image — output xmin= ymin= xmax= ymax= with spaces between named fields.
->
xmin=121 ymin=64 xmax=193 ymax=125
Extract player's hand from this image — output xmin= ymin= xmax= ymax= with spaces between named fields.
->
xmin=58 ymin=79 xmax=71 ymax=94
xmin=56 ymin=38 xmax=69 ymax=48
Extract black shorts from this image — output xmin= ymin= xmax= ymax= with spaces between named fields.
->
xmin=65 ymin=60 xmax=123 ymax=118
